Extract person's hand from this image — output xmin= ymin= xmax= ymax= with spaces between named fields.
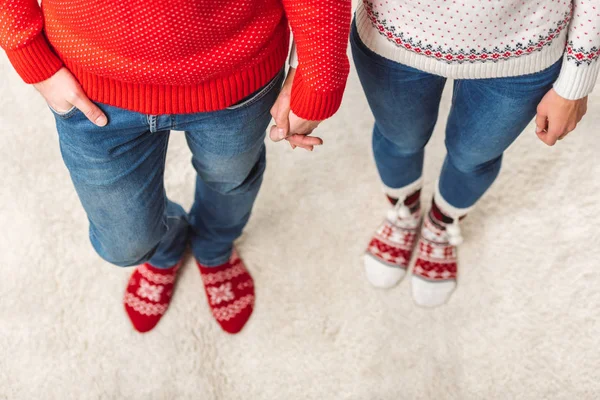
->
xmin=33 ymin=67 xmax=107 ymax=127
xmin=269 ymin=68 xmax=323 ymax=151
xmin=535 ymin=88 xmax=587 ymax=146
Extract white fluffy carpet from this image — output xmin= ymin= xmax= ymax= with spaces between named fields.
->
xmin=2 ymin=34 xmax=600 ymax=400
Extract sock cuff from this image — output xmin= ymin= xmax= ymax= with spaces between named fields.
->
xmin=383 ymin=177 xmax=423 ymax=201
xmin=433 ymin=182 xmax=474 ymax=220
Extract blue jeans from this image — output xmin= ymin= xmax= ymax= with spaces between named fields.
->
xmin=351 ymin=21 xmax=562 ymax=209
xmin=52 ymin=71 xmax=284 ymax=268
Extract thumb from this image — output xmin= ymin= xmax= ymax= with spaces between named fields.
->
xmin=269 ymin=101 xmax=290 ymax=142
xmin=71 ymin=91 xmax=108 ymax=127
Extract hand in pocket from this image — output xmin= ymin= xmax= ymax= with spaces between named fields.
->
xmin=34 ymin=67 xmax=108 ymax=126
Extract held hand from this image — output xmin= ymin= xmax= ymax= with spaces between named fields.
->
xmin=33 ymin=67 xmax=107 ymax=127
xmin=269 ymin=67 xmax=323 ymax=151
xmin=535 ymin=88 xmax=587 ymax=146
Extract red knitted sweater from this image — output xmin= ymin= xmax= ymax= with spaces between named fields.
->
xmin=0 ymin=0 xmax=351 ymax=119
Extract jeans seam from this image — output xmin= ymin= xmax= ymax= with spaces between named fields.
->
xmin=159 ymin=132 xmax=171 ymax=235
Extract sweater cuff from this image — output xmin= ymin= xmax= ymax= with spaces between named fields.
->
xmin=290 ymin=69 xmax=345 ymax=121
xmin=5 ymin=34 xmax=63 ymax=84
xmin=553 ymin=55 xmax=600 ymax=100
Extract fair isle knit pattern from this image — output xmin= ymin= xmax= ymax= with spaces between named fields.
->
xmin=366 ymin=196 xmax=421 ymax=273
xmin=367 ymin=215 xmax=420 ymax=269
xmin=413 ymin=213 xmax=458 ymax=283
xmin=355 ymin=0 xmax=600 ymax=99
xmin=124 ymin=262 xmax=182 ymax=333
xmin=411 ymin=210 xmax=460 ymax=307
xmin=197 ymin=250 xmax=255 ymax=334
xmin=363 ymin=187 xmax=423 ymax=289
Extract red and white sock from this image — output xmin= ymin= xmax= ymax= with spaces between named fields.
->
xmin=411 ymin=185 xmax=472 ymax=307
xmin=124 ymin=262 xmax=181 ymax=333
xmin=197 ymin=250 xmax=255 ymax=334
xmin=364 ymin=179 xmax=423 ymax=288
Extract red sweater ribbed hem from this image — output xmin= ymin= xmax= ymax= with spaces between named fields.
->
xmin=64 ymin=35 xmax=289 ymax=115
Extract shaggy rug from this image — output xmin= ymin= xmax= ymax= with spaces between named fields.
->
xmin=1 ymin=31 xmax=599 ymax=400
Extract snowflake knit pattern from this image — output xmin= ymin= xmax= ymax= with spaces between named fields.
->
xmin=0 ymin=0 xmax=351 ymax=119
xmin=124 ymin=262 xmax=182 ymax=333
xmin=355 ymin=0 xmax=600 ymax=99
xmin=197 ymin=250 xmax=255 ymax=334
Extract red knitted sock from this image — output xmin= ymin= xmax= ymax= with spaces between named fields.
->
xmin=123 ymin=262 xmax=181 ymax=333
xmin=197 ymin=250 xmax=255 ymax=334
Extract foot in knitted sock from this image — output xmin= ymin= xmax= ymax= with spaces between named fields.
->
xmin=124 ymin=262 xmax=181 ymax=333
xmin=411 ymin=202 xmax=464 ymax=307
xmin=364 ymin=191 xmax=422 ymax=288
xmin=197 ymin=250 xmax=255 ymax=334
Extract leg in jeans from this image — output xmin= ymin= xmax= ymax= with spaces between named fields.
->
xmin=54 ymin=104 xmax=189 ymax=269
xmin=351 ymin=21 xmax=447 ymax=195
xmin=178 ymin=70 xmax=284 ymax=267
xmin=352 ymin=20 xmax=447 ymax=288
xmin=411 ymin=60 xmax=563 ymax=307
xmin=173 ymin=71 xmax=283 ymax=333
xmin=439 ymin=59 xmax=563 ymax=210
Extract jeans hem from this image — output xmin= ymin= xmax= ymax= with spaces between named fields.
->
xmin=194 ymin=250 xmax=233 ymax=268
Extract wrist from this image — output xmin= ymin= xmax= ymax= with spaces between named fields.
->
xmin=553 ymin=56 xmax=600 ymax=100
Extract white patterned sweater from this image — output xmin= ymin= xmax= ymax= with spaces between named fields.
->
xmin=355 ymin=0 xmax=600 ymax=99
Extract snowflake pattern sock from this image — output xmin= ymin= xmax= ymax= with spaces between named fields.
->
xmin=411 ymin=186 xmax=472 ymax=307
xmin=197 ymin=250 xmax=255 ymax=334
xmin=364 ymin=179 xmax=423 ymax=288
xmin=124 ymin=262 xmax=181 ymax=333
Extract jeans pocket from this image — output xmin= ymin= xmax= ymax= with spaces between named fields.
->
xmin=48 ymin=104 xmax=80 ymax=119
xmin=226 ymin=69 xmax=284 ymax=110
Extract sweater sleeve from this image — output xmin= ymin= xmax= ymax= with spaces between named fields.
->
xmin=553 ymin=1 xmax=600 ymax=100
xmin=281 ymin=0 xmax=351 ymax=120
xmin=0 ymin=0 xmax=63 ymax=83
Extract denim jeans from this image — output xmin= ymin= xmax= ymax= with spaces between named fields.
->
xmin=351 ymin=21 xmax=562 ymax=209
xmin=52 ymin=71 xmax=284 ymax=268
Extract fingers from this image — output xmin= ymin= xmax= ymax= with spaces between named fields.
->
xmin=538 ymin=117 xmax=576 ymax=146
xmin=543 ymin=127 xmax=561 ymax=146
xmin=535 ymin=89 xmax=586 ymax=146
xmin=285 ymin=134 xmax=320 ymax=151
xmin=535 ymin=107 xmax=553 ymax=146
xmin=71 ymin=92 xmax=108 ymax=126
xmin=290 ymin=142 xmax=314 ymax=151
xmin=286 ymin=134 xmax=323 ymax=147
xmin=535 ymin=112 xmax=548 ymax=134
